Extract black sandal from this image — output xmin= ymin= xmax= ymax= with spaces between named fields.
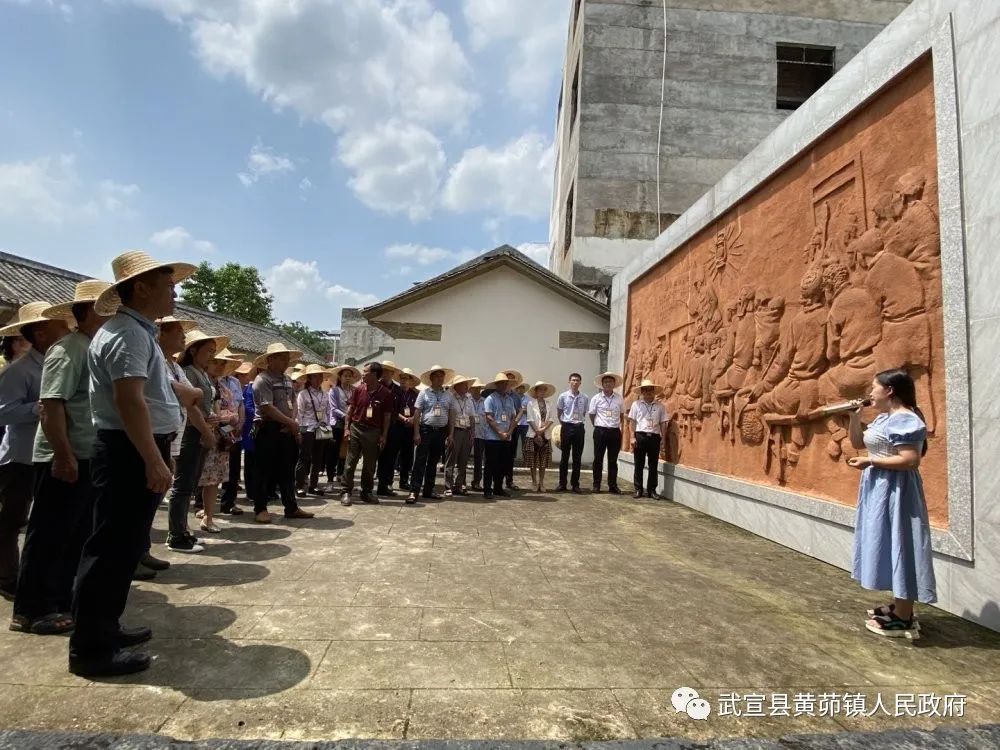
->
xmin=865 ymin=613 xmax=920 ymax=640
xmin=866 ymin=603 xmax=920 ymax=627
xmin=29 ymin=613 xmax=75 ymax=635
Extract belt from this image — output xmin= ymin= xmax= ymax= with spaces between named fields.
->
xmin=636 ymin=431 xmax=661 ymax=436
xmin=353 ymin=422 xmax=380 ymax=431
xmin=594 ymin=425 xmax=621 ymax=431
xmin=420 ymin=425 xmax=448 ymax=431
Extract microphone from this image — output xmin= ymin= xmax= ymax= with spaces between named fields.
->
xmin=813 ymin=398 xmax=873 ymax=417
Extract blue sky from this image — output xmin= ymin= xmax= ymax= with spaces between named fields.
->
xmin=0 ymin=0 xmax=567 ymax=330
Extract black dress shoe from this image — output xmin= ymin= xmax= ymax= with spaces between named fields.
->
xmin=592 ymin=486 xmax=601 ymax=494
xmin=132 ymin=565 xmax=156 ymax=581
xmin=69 ymin=650 xmax=151 ymax=677
xmin=484 ymin=492 xmax=494 ymax=499
xmin=360 ymin=493 xmax=380 ymax=504
xmin=608 ymin=486 xmax=622 ymax=495
xmin=115 ymin=626 xmax=152 ymax=648
xmin=571 ymin=487 xmax=584 ymax=494
xmin=633 ymin=490 xmax=643 ymax=499
xmin=649 ymin=492 xmax=664 ymax=501
xmin=378 ymin=487 xmax=397 ymax=497
xmin=140 ymin=553 xmax=170 ymax=571
xmin=422 ymin=492 xmax=441 ymax=500
xmin=496 ymin=490 xmax=510 ymax=498
xmin=554 ymin=485 xmax=567 ymax=493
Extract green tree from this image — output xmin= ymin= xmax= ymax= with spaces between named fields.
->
xmin=277 ymin=320 xmax=333 ymax=359
xmin=181 ymin=261 xmax=274 ymax=326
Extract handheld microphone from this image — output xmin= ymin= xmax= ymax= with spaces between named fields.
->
xmin=814 ymin=398 xmax=873 ymax=417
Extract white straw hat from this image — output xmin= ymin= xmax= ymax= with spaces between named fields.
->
xmin=183 ymin=329 xmax=230 ymax=356
xmin=0 ymin=301 xmax=72 ymax=336
xmin=449 ymin=373 xmax=476 ymax=388
xmin=632 ymin=378 xmax=664 ymax=397
xmin=420 ymin=364 xmax=456 ymax=386
xmin=594 ymin=371 xmax=625 ymax=389
xmin=95 ymin=250 xmax=197 ymax=316
xmin=528 ymin=381 xmax=556 ymax=399
xmin=487 ymin=371 xmax=515 ymax=388
xmin=253 ymin=342 xmax=304 ymax=369
xmin=155 ymin=315 xmax=198 ymax=333
xmin=43 ymin=280 xmax=116 ymax=320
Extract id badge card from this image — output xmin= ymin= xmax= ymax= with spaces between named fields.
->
xmin=404 ymin=406 xmax=411 ymax=417
xmin=366 ymin=405 xmax=374 ymax=419
xmin=458 ymin=416 xmax=469 ymax=428
xmin=433 ymin=406 xmax=442 ymax=417
xmin=500 ymin=413 xmax=509 ymax=423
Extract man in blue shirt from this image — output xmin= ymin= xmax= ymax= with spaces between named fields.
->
xmin=482 ymin=372 xmax=521 ymax=499
xmin=69 ymin=251 xmax=195 ymax=678
xmin=0 ymin=302 xmax=72 ymax=600
xmin=555 ymin=373 xmax=588 ymax=493
xmin=407 ymin=365 xmax=454 ymax=503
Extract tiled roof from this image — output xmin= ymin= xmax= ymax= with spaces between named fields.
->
xmin=361 ymin=244 xmax=610 ymax=320
xmin=0 ymin=251 xmax=325 ymax=363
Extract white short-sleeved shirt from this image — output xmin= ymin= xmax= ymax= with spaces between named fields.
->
xmin=589 ymin=391 xmax=625 ymax=429
xmin=628 ymin=399 xmax=668 ymax=434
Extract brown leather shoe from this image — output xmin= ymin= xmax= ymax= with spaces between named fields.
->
xmin=285 ymin=509 xmax=315 ymax=519
xmin=254 ymin=511 xmax=272 ymax=524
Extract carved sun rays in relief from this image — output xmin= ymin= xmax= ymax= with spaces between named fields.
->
xmin=705 ymin=220 xmax=745 ymax=287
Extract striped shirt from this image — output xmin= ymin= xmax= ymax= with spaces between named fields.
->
xmin=415 ymin=388 xmax=454 ymax=427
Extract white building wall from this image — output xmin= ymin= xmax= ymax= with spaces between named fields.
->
xmin=372 ymin=267 xmax=611 ymax=463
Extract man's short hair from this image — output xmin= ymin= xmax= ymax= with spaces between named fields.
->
xmin=569 ymin=372 xmax=582 ymax=380
xmin=118 ymin=267 xmax=173 ymax=305
xmin=20 ymin=324 xmax=38 ymax=347
xmin=367 ymin=362 xmax=383 ymax=378
xmin=71 ymin=302 xmax=92 ymax=325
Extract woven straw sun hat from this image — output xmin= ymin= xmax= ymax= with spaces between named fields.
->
xmin=380 ymin=360 xmax=402 ymax=378
xmin=254 ymin=342 xmax=304 ymax=369
xmin=528 ymin=381 xmax=556 ymax=399
xmin=95 ymin=250 xmax=198 ymax=316
xmin=487 ymin=371 xmax=515 ymax=389
xmin=330 ymin=364 xmax=362 ymax=382
xmin=183 ymin=329 xmax=230 ymax=357
xmin=632 ymin=378 xmax=664 ymax=397
xmin=43 ymin=280 xmax=116 ymax=320
xmin=235 ymin=360 xmax=256 ymax=376
xmin=0 ymin=301 xmax=71 ymax=336
xmin=213 ymin=347 xmax=244 ymax=377
xmin=469 ymin=378 xmax=486 ymax=390
xmin=501 ymin=369 xmax=524 ymax=387
xmin=420 ymin=364 xmax=455 ymax=386
xmin=397 ymin=367 xmax=420 ymax=386
xmin=449 ymin=373 xmax=476 ymax=388
xmin=295 ymin=363 xmax=330 ymax=382
xmin=155 ymin=315 xmax=198 ymax=332
xmin=594 ymin=371 xmax=625 ymax=389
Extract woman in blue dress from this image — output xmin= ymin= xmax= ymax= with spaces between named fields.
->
xmin=846 ymin=368 xmax=936 ymax=640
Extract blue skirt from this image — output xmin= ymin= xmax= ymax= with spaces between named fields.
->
xmin=852 ymin=466 xmax=938 ymax=604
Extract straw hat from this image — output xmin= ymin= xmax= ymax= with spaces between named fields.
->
xmin=420 ymin=364 xmax=455 ymax=386
xmin=449 ymin=373 xmax=476 ymax=388
xmin=156 ymin=315 xmax=198 ymax=332
xmin=0 ymin=301 xmax=73 ymax=336
xmin=528 ymin=381 xmax=556 ymax=399
xmin=397 ymin=367 xmax=420 ymax=386
xmin=380 ymin=360 xmax=402 ymax=377
xmin=487 ymin=371 xmax=515 ymax=389
xmin=295 ymin=363 xmax=330 ymax=382
xmin=515 ymin=383 xmax=528 ymax=394
xmin=594 ymin=371 xmax=624 ymax=390
xmin=416 ymin=383 xmax=429 ymax=392
xmin=235 ymin=361 xmax=256 ymax=376
xmin=95 ymin=250 xmax=198 ymax=316
xmin=330 ymin=364 xmax=362 ymax=383
xmin=502 ymin=369 xmax=524 ymax=387
xmin=469 ymin=378 xmax=485 ymax=391
xmin=216 ymin=347 xmax=243 ymax=362
xmin=43 ymin=280 xmax=115 ymax=320
xmin=253 ymin=342 xmax=304 ymax=369
xmin=632 ymin=378 xmax=664 ymax=397
xmin=183 ymin=329 xmax=230 ymax=356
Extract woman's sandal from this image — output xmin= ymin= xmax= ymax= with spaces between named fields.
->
xmin=200 ymin=521 xmax=222 ymax=534
xmin=866 ymin=603 xmax=921 ymax=628
xmin=865 ymin=613 xmax=920 ymax=640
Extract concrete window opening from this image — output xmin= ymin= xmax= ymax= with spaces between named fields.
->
xmin=563 ymin=184 xmax=575 ymax=257
xmin=776 ymin=43 xmax=835 ymax=110
xmin=570 ymin=57 xmax=581 ymax=129
xmin=572 ymin=0 xmax=582 ymax=28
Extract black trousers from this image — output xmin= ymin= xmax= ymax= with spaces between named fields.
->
xmin=472 ymin=437 xmax=485 ymax=487
xmin=396 ymin=428 xmax=414 ymax=489
xmin=220 ymin=441 xmax=243 ymax=505
xmin=326 ymin=425 xmax=346 ymax=481
xmin=71 ymin=430 xmax=170 ymax=659
xmin=558 ymin=422 xmax=586 ymax=489
xmin=294 ymin=431 xmax=328 ymax=490
xmin=251 ymin=422 xmax=299 ymax=515
xmin=483 ymin=440 xmax=507 ymax=495
xmin=377 ymin=423 xmax=404 ymax=491
xmin=409 ymin=425 xmax=446 ymax=496
xmin=592 ymin=426 xmax=622 ymax=489
xmin=0 ymin=462 xmax=33 ymax=593
xmin=633 ymin=432 xmax=662 ymax=494
xmin=14 ymin=461 xmax=93 ymax=619
xmin=244 ymin=448 xmax=258 ymax=502
xmin=507 ymin=425 xmax=528 ymax=485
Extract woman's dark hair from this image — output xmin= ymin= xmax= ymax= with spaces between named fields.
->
xmin=179 ymin=339 xmax=213 ymax=369
xmin=1 ymin=336 xmax=19 ymax=361
xmin=875 ymin=368 xmax=928 ymax=456
xmin=71 ymin=302 xmax=91 ymax=325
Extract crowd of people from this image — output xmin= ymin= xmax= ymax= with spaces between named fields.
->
xmin=0 ymin=249 xmax=672 ymax=679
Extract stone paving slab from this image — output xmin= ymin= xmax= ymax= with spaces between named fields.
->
xmin=1 ymin=475 xmax=1000 ymax=742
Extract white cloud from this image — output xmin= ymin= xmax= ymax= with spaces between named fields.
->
xmin=238 ymin=139 xmax=295 ymax=186
xmin=384 ymin=243 xmax=477 ymax=268
xmin=517 ymin=242 xmax=550 ymax=267
xmin=127 ymin=0 xmax=476 ymax=219
xmin=149 ymin=226 xmax=216 ymax=255
xmin=0 ymin=153 xmax=138 ymax=224
xmin=264 ymin=257 xmax=379 ymax=328
xmin=338 ymin=121 xmax=444 ymax=220
xmin=463 ymin=0 xmax=568 ymax=106
xmin=298 ymin=177 xmax=312 ymax=200
xmin=443 ymin=132 xmax=555 ymax=220
xmin=3 ymin=0 xmax=74 ymax=21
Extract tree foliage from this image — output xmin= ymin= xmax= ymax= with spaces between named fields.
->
xmin=181 ymin=261 xmax=274 ymax=326
xmin=277 ymin=320 xmax=333 ymax=358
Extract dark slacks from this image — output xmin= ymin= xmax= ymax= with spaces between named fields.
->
xmin=472 ymin=437 xmax=485 ymax=487
xmin=507 ymin=424 xmax=528 ymax=486
xmin=409 ymin=425 xmax=446 ymax=496
xmin=166 ymin=425 xmax=207 ymax=536
xmin=483 ymin=439 xmax=507 ymax=495
xmin=633 ymin=432 xmax=662 ymax=494
xmin=0 ymin=461 xmax=33 ymax=593
xmin=592 ymin=426 xmax=622 ymax=490
xmin=343 ymin=423 xmax=380 ymax=495
xmin=558 ymin=422 xmax=586 ymax=489
xmin=294 ymin=431 xmax=328 ymax=490
xmin=251 ymin=422 xmax=299 ymax=515
xmin=220 ymin=441 xmax=243 ymax=506
xmin=326 ymin=425 xmax=346 ymax=481
xmin=396 ymin=428 xmax=414 ymax=489
xmin=377 ymin=423 xmax=404 ymax=492
xmin=243 ymin=448 xmax=258 ymax=502
xmin=70 ymin=430 xmax=170 ymax=659
xmin=14 ymin=461 xmax=93 ymax=619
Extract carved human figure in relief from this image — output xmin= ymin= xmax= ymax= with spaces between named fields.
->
xmin=852 ymin=227 xmax=936 ymax=433
xmin=745 ymin=266 xmax=829 ymax=464
xmin=724 ymin=285 xmax=757 ymax=392
xmin=691 ymin=269 xmax=723 ymax=334
xmin=623 ymin=322 xmax=644 ymax=396
xmin=653 ymin=334 xmax=678 ymax=401
xmin=817 ymin=262 xmax=883 ymax=459
xmin=711 ymin=301 xmax=738 ymax=395
xmin=883 ymin=169 xmax=940 ymax=282
xmin=752 ymin=288 xmax=786 ymax=371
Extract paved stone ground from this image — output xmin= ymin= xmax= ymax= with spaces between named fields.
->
xmin=1 ymin=471 xmax=999 ymax=743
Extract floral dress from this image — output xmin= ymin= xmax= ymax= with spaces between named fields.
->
xmin=852 ymin=410 xmax=937 ymax=603
xmin=199 ymin=378 xmax=237 ymax=488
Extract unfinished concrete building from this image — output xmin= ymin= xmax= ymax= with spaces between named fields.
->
xmin=550 ymin=0 xmax=912 ymax=299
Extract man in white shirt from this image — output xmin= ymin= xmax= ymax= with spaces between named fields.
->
xmin=588 ymin=372 xmax=625 ymax=494
xmin=628 ymin=379 xmax=669 ymax=500
xmin=445 ymin=374 xmax=475 ymax=497
xmin=555 ymin=373 xmax=588 ymax=493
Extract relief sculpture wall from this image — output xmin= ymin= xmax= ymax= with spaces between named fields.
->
xmin=624 ymin=56 xmax=950 ymax=527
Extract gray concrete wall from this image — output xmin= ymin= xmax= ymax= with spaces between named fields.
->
xmin=337 ymin=308 xmax=395 ymax=366
xmin=609 ymin=0 xmax=1000 ymax=631
xmin=550 ymin=0 xmax=911 ymax=289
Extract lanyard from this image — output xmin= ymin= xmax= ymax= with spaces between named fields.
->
xmin=638 ymin=400 xmax=657 ymax=424
xmin=600 ymin=394 xmax=618 ymax=413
